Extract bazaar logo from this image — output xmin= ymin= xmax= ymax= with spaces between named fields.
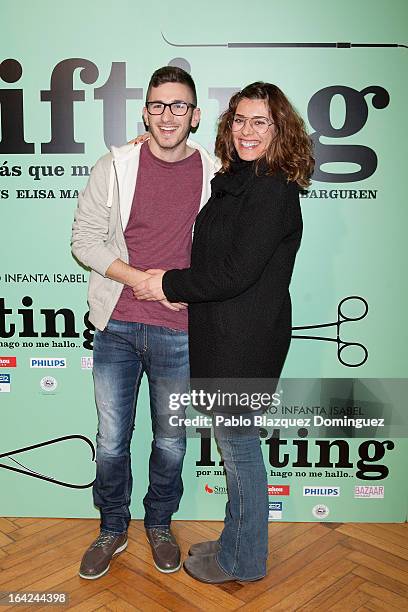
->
xmin=81 ymin=356 xmax=93 ymax=370
xmin=354 ymin=485 xmax=384 ymax=499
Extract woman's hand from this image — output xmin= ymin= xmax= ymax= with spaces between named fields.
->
xmin=131 ymin=269 xmax=186 ymax=310
xmin=133 ymin=269 xmax=166 ymax=301
xmin=128 ymin=133 xmax=149 ymax=146
xmin=160 ymin=299 xmax=186 ymax=311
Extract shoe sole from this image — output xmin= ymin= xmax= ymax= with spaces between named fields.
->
xmin=145 ymin=535 xmax=181 ymax=573
xmin=79 ymin=540 xmax=128 ymax=580
xmin=153 ymin=559 xmax=182 ymax=573
xmin=183 ymin=561 xmax=235 ymax=584
xmin=183 ymin=561 xmax=265 ymax=584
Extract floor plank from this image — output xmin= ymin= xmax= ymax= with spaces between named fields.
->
xmin=346 ymin=550 xmax=408 ymax=586
xmin=297 ymin=574 xmax=365 ymax=610
xmin=338 ymin=523 xmax=408 ymax=561
xmin=358 ymin=581 xmax=408 ymax=609
xmin=352 ymin=564 xmax=408 ymax=598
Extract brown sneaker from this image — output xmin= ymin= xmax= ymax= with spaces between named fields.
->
xmin=79 ymin=531 xmax=128 ymax=580
xmin=146 ymin=527 xmax=181 ymax=573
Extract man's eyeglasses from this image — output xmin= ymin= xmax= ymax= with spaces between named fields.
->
xmin=146 ymin=101 xmax=196 ymax=116
xmin=231 ymin=116 xmax=274 ymax=135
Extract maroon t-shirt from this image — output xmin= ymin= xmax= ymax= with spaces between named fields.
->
xmin=111 ymin=142 xmax=203 ymax=330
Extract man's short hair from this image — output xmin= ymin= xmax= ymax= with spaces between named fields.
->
xmin=146 ymin=66 xmax=197 ymax=106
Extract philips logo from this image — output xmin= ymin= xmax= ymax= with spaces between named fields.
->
xmin=303 ymin=487 xmax=340 ymax=497
xmin=30 ymin=358 xmax=66 ymax=368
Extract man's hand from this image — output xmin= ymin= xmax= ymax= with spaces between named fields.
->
xmin=128 ymin=133 xmax=150 ymax=146
xmin=128 ymin=267 xmax=185 ymax=310
xmin=106 ymin=258 xmax=152 ymax=287
xmin=133 ymin=269 xmax=166 ymax=301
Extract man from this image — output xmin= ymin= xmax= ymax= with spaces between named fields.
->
xmin=72 ymin=66 xmax=218 ymax=579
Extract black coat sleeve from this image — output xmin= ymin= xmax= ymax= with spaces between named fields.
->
xmin=163 ymin=178 xmax=297 ymax=303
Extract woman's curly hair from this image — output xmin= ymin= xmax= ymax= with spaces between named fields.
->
xmin=215 ymin=82 xmax=314 ymax=188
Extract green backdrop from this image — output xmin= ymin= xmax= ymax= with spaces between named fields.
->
xmin=1 ymin=0 xmax=407 ymax=522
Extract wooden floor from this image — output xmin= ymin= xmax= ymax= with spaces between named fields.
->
xmin=0 ymin=518 xmax=407 ymax=611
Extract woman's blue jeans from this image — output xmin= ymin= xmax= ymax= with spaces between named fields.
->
xmin=214 ymin=415 xmax=268 ymax=581
xmin=92 ymin=319 xmax=189 ymax=534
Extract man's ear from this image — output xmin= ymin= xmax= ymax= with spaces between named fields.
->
xmin=191 ymin=107 xmax=201 ymax=128
xmin=142 ymin=107 xmax=149 ymax=127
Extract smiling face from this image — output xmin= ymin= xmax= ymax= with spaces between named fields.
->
xmin=143 ymin=82 xmax=200 ymax=161
xmin=231 ymin=97 xmax=275 ymax=162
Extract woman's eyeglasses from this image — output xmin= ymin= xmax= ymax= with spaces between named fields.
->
xmin=231 ymin=116 xmax=274 ymax=135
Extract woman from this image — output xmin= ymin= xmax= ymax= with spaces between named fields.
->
xmin=134 ymin=82 xmax=314 ymax=583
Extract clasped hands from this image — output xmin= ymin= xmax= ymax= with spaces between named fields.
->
xmin=133 ymin=269 xmax=187 ymax=312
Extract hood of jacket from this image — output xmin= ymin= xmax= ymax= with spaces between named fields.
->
xmin=107 ymin=138 xmax=219 ymax=230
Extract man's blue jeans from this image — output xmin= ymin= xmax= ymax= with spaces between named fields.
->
xmin=214 ymin=416 xmax=268 ymax=581
xmin=92 ymin=319 xmax=189 ymax=534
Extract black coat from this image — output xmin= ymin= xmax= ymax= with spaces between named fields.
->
xmin=163 ymin=160 xmax=302 ymax=380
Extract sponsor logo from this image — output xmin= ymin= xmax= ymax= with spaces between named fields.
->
xmin=30 ymin=358 xmax=66 ymax=368
xmin=312 ymin=504 xmax=330 ymax=519
xmin=204 ymin=483 xmax=227 ymax=495
xmin=81 ymin=356 xmax=93 ymax=369
xmin=0 ymin=373 xmax=11 ymax=392
xmin=0 ymin=357 xmax=17 ymax=367
xmin=303 ymin=487 xmax=340 ymax=497
xmin=268 ymin=501 xmax=282 ymax=520
xmin=354 ymin=485 xmax=384 ymax=499
xmin=268 ymin=485 xmax=290 ymax=496
xmin=40 ymin=376 xmax=58 ymax=392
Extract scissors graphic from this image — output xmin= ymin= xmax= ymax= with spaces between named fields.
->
xmin=0 ymin=435 xmax=95 ymax=489
xmin=291 ymin=296 xmax=368 ymax=367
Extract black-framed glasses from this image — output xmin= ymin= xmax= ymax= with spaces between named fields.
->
xmin=231 ymin=116 xmax=274 ymax=135
xmin=146 ymin=101 xmax=196 ymax=116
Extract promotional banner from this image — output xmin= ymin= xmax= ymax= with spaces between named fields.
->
xmin=1 ymin=0 xmax=407 ymax=522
